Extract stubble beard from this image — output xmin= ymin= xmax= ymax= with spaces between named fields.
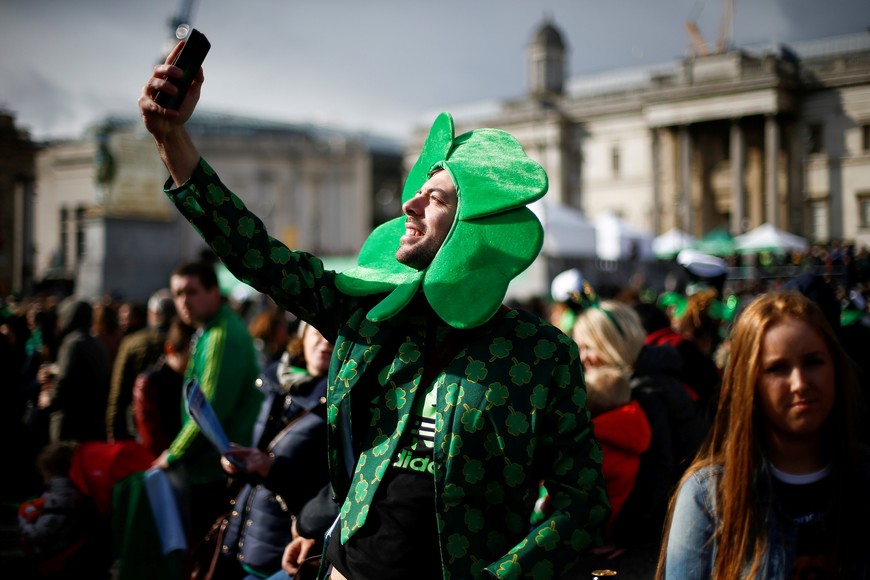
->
xmin=396 ymin=242 xmax=437 ymax=270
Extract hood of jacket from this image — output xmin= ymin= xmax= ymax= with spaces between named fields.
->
xmin=633 ymin=343 xmax=682 ymax=377
xmin=57 ymin=298 xmax=93 ymax=341
xmin=593 ymin=400 xmax=652 ymax=456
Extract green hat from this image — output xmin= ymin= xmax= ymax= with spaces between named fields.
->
xmin=336 ymin=112 xmax=547 ymax=329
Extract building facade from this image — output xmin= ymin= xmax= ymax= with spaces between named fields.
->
xmin=33 ymin=113 xmax=403 ymax=302
xmin=0 ymin=112 xmax=37 ymax=297
xmin=411 ymin=22 xmax=870 ymax=249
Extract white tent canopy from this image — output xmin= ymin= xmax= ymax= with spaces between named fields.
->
xmin=652 ymin=228 xmax=695 ymax=259
xmin=505 ymin=255 xmax=550 ymax=302
xmin=529 ymin=199 xmax=597 ymax=258
xmin=594 ymin=212 xmax=655 ymax=261
xmin=503 ymin=201 xmax=596 ymax=303
xmin=734 ymin=223 xmax=809 ymax=254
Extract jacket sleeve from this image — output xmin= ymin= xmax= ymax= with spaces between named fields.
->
xmin=167 ymin=313 xmax=257 ymax=463
xmin=662 ymin=469 xmax=717 ymax=579
xmin=264 ymin=416 xmax=329 ymax=514
xmin=486 ymin=335 xmax=610 ymax=578
xmin=295 ymin=483 xmax=340 ymax=541
xmin=51 ymin=335 xmax=83 ymax=411
xmin=106 ymin=335 xmax=136 ymax=440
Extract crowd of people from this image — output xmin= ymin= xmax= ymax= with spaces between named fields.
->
xmin=5 ymin=248 xmax=870 ymax=578
xmin=0 ymin=263 xmax=302 ymax=578
xmin=2 ymin=35 xmax=870 ymax=579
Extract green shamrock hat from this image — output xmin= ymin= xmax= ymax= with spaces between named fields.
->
xmin=336 ymin=112 xmax=548 ymax=329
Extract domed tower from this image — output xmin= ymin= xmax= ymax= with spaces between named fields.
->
xmin=527 ymin=19 xmax=567 ymax=98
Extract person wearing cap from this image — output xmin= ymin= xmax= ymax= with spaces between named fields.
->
xmin=548 ymin=268 xmax=586 ymax=334
xmin=675 ymin=249 xmax=728 ymax=298
xmin=139 ymin=43 xmax=608 ymax=580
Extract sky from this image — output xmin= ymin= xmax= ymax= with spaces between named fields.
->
xmin=1 ymin=0 xmax=868 ymax=143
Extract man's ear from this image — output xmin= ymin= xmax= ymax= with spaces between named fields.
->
xmin=209 ymin=284 xmax=223 ymax=303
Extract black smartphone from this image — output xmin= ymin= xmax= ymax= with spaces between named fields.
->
xmin=155 ymin=28 xmax=211 ymax=110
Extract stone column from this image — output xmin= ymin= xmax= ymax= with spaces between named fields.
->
xmin=730 ymin=119 xmax=745 ymax=234
xmin=786 ymin=120 xmax=803 ymax=231
xmin=651 ymin=127 xmax=661 ymax=233
xmin=765 ymin=114 xmax=780 ymax=227
xmin=679 ymin=125 xmax=693 ymax=234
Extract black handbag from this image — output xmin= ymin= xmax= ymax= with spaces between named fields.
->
xmin=187 ymin=510 xmax=237 ymax=580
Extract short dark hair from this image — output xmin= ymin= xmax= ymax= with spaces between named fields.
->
xmin=172 ymin=261 xmax=219 ymax=290
xmin=166 ymin=316 xmax=195 ymax=353
xmin=36 ymin=441 xmax=76 ymax=479
xmin=633 ymin=302 xmax=671 ymax=335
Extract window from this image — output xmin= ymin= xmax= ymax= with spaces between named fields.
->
xmin=859 ymin=194 xmax=870 ymax=229
xmin=59 ymin=207 xmax=68 ymax=269
xmin=807 ymin=123 xmax=824 ymax=155
xmin=810 ymin=199 xmax=829 ymax=240
xmin=611 ymin=145 xmax=621 ymax=179
xmin=75 ymin=207 xmax=86 ymax=258
xmin=862 ymin=124 xmax=870 ymax=153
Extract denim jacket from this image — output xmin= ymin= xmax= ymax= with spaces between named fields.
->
xmin=664 ymin=463 xmax=870 ymax=579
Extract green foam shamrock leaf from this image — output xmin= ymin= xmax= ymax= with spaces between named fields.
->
xmin=337 ymin=112 xmax=547 ymax=328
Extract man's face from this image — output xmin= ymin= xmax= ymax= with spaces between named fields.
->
xmin=395 ymin=170 xmax=458 ymax=270
xmin=170 ymin=274 xmax=221 ymax=327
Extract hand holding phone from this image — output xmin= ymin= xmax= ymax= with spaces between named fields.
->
xmin=155 ymin=29 xmax=211 ymax=110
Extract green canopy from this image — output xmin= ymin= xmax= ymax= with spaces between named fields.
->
xmin=691 ymin=227 xmax=735 ymax=257
xmin=216 ymin=261 xmax=257 ymax=299
xmin=217 ymin=256 xmax=358 ymax=300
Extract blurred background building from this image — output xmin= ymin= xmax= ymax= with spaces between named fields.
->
xmin=29 ymin=114 xmax=403 ymax=303
xmin=406 ymin=19 xmax=870 ymax=294
xmin=423 ymin=21 xmax=870 ymax=245
xmin=0 ymin=112 xmax=37 ymax=298
xmin=3 ymin=12 xmax=869 ymax=301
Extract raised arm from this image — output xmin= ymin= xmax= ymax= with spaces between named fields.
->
xmin=138 ymin=39 xmax=202 ymax=186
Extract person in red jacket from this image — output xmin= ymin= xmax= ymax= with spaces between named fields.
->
xmin=583 ymin=365 xmax=651 ymax=540
xmin=573 ymin=299 xmax=696 ymax=575
xmin=572 ymin=302 xmax=654 ymax=548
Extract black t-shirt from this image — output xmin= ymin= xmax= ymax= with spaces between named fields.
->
xmin=770 ymin=464 xmax=836 ymax=579
xmin=328 ymin=386 xmax=441 ymax=579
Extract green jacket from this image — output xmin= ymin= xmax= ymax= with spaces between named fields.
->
xmin=166 ymin=303 xmax=262 ymax=484
xmin=165 ymin=159 xmax=609 ymax=578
